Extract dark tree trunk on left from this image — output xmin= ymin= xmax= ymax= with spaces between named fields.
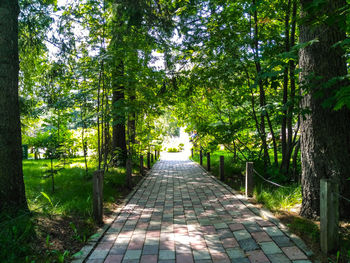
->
xmin=0 ymin=1 xmax=28 ymax=213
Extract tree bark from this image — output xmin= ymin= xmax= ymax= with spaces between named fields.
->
xmin=0 ymin=1 xmax=28 ymax=213
xmin=112 ymin=62 xmax=127 ymax=167
xmin=281 ymin=0 xmax=291 ymax=173
xmin=299 ymin=0 xmax=350 ymax=219
xmin=252 ymin=1 xmax=270 ymax=169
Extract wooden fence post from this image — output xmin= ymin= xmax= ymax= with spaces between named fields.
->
xmin=245 ymin=162 xmax=254 ymax=198
xmin=147 ymin=152 xmax=151 ymax=169
xmin=200 ymin=150 xmax=203 ymax=166
xmin=207 ymin=152 xmax=211 ymax=171
xmin=320 ymin=178 xmax=339 ymax=253
xmin=93 ymin=170 xmax=104 ymax=225
xmin=191 ymin=148 xmax=194 ymax=158
xmin=140 ymin=155 xmax=144 ymax=175
xmin=220 ymin=156 xmax=224 ymax=181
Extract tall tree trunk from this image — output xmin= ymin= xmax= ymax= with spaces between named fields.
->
xmin=285 ymin=0 xmax=298 ymax=175
xmin=112 ymin=62 xmax=127 ymax=167
xmin=299 ymin=0 xmax=350 ymax=219
xmin=0 ymin=1 xmax=28 ymax=213
xmin=252 ymin=1 xmax=270 ymax=168
xmin=281 ymin=0 xmax=291 ymax=173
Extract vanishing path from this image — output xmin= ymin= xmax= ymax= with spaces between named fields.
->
xmin=84 ymin=156 xmax=312 ymax=263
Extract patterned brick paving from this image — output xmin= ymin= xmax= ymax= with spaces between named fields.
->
xmin=85 ymin=160 xmax=312 ymax=263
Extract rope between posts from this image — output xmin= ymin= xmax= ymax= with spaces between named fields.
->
xmin=334 ymin=192 xmax=350 ymax=203
xmin=253 ymin=169 xmax=294 ymax=189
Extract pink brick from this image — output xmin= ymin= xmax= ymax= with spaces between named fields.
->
xmin=222 ymin=238 xmax=239 ymax=248
xmin=211 ymin=253 xmax=230 ymax=263
xmin=95 ymin=242 xmax=113 ymax=250
xmin=201 ymin=225 xmax=216 ymax=234
xmin=282 ymin=246 xmax=308 ymax=260
xmin=140 ymin=254 xmax=157 ymax=263
xmin=128 ymin=239 xmax=144 ymax=249
xmin=229 ymin=223 xmax=245 ymax=231
xmin=104 ymin=255 xmax=123 ymax=263
xmin=160 ymin=240 xmax=175 ymax=250
xmin=256 ymin=219 xmax=275 ymax=227
xmin=247 ymin=250 xmax=270 ymax=263
xmin=146 ymin=230 xmax=160 ymax=238
xmin=251 ymin=232 xmax=272 ymax=243
xmin=176 ymin=253 xmax=194 ymax=263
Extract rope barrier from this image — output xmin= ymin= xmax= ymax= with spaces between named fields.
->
xmin=253 ymin=169 xmax=295 ymax=189
xmin=334 ymin=192 xmax=350 ymax=203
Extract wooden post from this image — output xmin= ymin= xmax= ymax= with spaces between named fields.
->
xmin=207 ymin=152 xmax=211 ymax=171
xmin=93 ymin=170 xmax=104 ymax=225
xmin=147 ymin=152 xmax=151 ymax=169
xmin=200 ymin=150 xmax=203 ymax=166
xmin=320 ymin=178 xmax=339 ymax=253
xmin=220 ymin=156 xmax=224 ymax=181
xmin=140 ymin=155 xmax=144 ymax=175
xmin=191 ymin=148 xmax=193 ymax=158
xmin=245 ymin=162 xmax=254 ymax=198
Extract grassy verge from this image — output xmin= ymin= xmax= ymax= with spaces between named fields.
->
xmin=0 ymin=156 xmax=151 ymax=263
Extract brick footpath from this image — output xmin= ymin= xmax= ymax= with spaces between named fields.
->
xmin=83 ymin=160 xmax=312 ymax=263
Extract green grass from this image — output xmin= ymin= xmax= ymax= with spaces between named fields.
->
xmin=254 ymin=184 xmax=302 ymax=211
xmin=1 ymin=157 xmax=142 ymax=263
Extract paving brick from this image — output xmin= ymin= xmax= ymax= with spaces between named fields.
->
xmin=282 ymin=246 xmax=308 ymax=260
xmin=272 ymin=235 xmax=294 ymax=247
xmin=247 ymin=250 xmax=270 ymax=263
xmin=123 ymin=250 xmax=142 ymax=260
xmin=251 ymin=231 xmax=272 ymax=243
xmin=142 ymin=244 xmax=159 ymax=255
xmin=159 ymin=250 xmax=176 ymax=260
xmin=225 ymin=248 xmax=246 ymax=259
xmin=233 ymin=229 xmax=251 ymax=241
xmin=267 ymin=253 xmax=291 ymax=263
xmin=176 ymin=253 xmax=194 ymax=263
xmin=193 ymin=249 xmax=211 ymax=260
xmin=140 ymin=254 xmax=158 ymax=263
xmin=229 ymin=223 xmax=245 ymax=231
xmin=260 ymin=241 xmax=283 ymax=254
xmin=211 ymin=253 xmax=230 ymax=263
xmin=109 ymin=244 xmax=128 ymax=255
xmin=263 ymin=226 xmax=284 ymax=237
xmin=104 ymin=255 xmax=123 ymax=263
xmin=238 ymin=238 xmax=259 ymax=251
xmin=221 ymin=237 xmax=239 ymax=248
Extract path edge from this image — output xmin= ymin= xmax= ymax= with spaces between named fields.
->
xmin=192 ymin=160 xmax=314 ymax=258
xmin=71 ymin=163 xmax=157 ymax=263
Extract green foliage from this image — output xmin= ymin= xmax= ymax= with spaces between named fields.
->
xmin=167 ymin=147 xmax=179 ymax=152
xmin=254 ymin=185 xmax=302 ymax=211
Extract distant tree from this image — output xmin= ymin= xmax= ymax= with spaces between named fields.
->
xmin=0 ymin=0 xmax=28 ymax=213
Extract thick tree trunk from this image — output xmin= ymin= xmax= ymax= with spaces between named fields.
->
xmin=0 ymin=1 xmax=28 ymax=213
xmin=299 ymin=0 xmax=350 ymax=219
xmin=112 ymin=62 xmax=127 ymax=167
